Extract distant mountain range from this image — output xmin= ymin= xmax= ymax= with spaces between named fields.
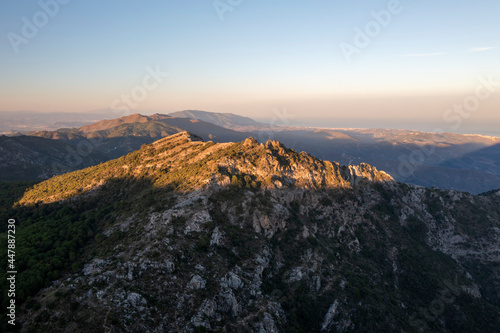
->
xmin=27 ymin=113 xmax=249 ymax=144
xmin=2 ymin=110 xmax=500 ymax=194
xmin=0 ymin=109 xmax=263 ymax=134
xmin=3 ymin=132 xmax=500 ymax=332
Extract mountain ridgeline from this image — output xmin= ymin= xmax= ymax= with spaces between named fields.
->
xmin=27 ymin=113 xmax=250 ymax=148
xmin=2 ymin=132 xmax=499 ymax=332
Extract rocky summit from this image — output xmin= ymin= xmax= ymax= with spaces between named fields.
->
xmin=2 ymin=132 xmax=500 ymax=332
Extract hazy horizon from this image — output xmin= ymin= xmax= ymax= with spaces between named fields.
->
xmin=1 ymin=106 xmax=499 ymax=137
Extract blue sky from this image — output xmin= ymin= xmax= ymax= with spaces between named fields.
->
xmin=1 ymin=0 xmax=499 ymax=133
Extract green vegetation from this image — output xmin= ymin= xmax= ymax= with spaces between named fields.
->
xmin=0 ymin=195 xmax=105 ymax=329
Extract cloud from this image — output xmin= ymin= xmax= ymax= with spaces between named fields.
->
xmin=468 ymin=47 xmax=495 ymax=53
xmin=399 ymin=52 xmax=447 ymax=58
